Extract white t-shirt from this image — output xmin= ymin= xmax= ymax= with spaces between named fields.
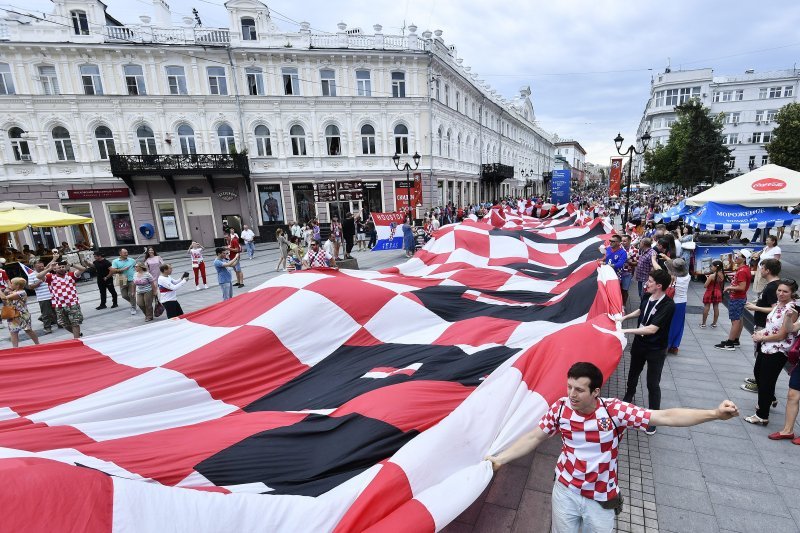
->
xmin=240 ymin=229 xmax=255 ymax=243
xmin=673 ymin=274 xmax=691 ymax=304
xmin=759 ymin=245 xmax=781 ymax=266
xmin=673 ymin=237 xmax=682 ymax=258
xmin=323 ymin=239 xmax=336 ymax=257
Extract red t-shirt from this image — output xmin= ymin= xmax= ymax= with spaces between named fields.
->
xmin=228 ymin=236 xmax=240 ymax=259
xmin=730 ymin=264 xmax=751 ymax=299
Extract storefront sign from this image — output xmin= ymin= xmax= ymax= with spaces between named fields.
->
xmin=337 ymin=180 xmax=364 ymax=201
xmin=58 ymin=189 xmax=129 ymax=200
xmin=314 ymin=182 xmax=337 ymax=202
xmin=217 ymin=188 xmax=238 ymax=201
xmin=751 ymin=178 xmax=786 ymax=192
xmin=187 ymin=186 xmax=204 ymax=195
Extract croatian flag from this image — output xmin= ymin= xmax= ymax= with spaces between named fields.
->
xmin=371 ymin=212 xmax=406 ymax=251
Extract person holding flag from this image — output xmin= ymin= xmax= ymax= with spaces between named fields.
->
xmin=23 ymin=260 xmax=57 ymax=334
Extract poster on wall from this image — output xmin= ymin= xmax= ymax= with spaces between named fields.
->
xmin=292 ymin=183 xmax=316 ymax=224
xmin=550 ymin=169 xmax=571 ymax=205
xmin=162 ymin=215 xmax=179 ymax=239
xmin=258 ymin=184 xmax=285 ymax=224
xmin=111 ymin=213 xmax=135 ymax=244
xmin=395 ymin=173 xmax=423 ymax=211
xmin=609 ymin=158 xmax=623 ymax=197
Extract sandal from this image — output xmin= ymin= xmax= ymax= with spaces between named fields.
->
xmin=711 ymin=323 xmax=718 ymax=328
xmin=745 ymin=414 xmax=768 ymax=425
xmin=700 ymin=324 xmax=707 ymax=328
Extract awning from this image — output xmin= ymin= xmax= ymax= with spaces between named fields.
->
xmin=657 ymin=200 xmax=700 ymax=223
xmin=684 ymin=201 xmax=800 ymax=231
xmin=0 ymin=202 xmax=93 ymax=233
xmin=686 ymin=164 xmax=800 ymax=207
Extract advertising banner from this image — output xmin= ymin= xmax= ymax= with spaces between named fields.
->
xmin=550 ymin=169 xmax=571 ymax=204
xmin=258 ymin=184 xmax=285 ymax=224
xmin=394 ymin=173 xmax=423 ymax=211
xmin=609 ymin=158 xmax=623 ymax=197
xmin=370 ymin=212 xmax=406 ymax=251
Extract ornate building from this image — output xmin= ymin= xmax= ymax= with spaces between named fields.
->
xmin=0 ymin=0 xmax=556 ymax=249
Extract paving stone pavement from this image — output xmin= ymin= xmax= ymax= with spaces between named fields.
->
xmin=0 ymin=243 xmax=407 ymax=350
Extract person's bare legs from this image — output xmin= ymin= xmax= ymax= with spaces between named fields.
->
xmin=71 ymin=325 xmax=80 ymax=339
xmin=778 ymin=388 xmax=799 ymax=435
xmin=712 ymin=303 xmax=720 ymax=326
xmin=24 ymin=328 xmax=39 ymax=345
xmin=702 ymin=303 xmax=710 ymax=326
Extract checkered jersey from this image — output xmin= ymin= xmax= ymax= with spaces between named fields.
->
xmin=622 ymin=245 xmax=639 ymax=274
xmin=45 ymin=272 xmax=80 ymax=308
xmin=539 ymin=397 xmax=651 ymax=501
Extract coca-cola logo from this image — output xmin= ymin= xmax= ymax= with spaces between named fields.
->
xmin=751 ymin=178 xmax=786 ymax=191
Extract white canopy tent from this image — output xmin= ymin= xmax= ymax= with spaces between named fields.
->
xmin=686 ymin=164 xmax=800 ymax=207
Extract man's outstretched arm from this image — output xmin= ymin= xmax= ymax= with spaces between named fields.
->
xmin=649 ymin=400 xmax=739 ymax=427
xmin=486 ymin=426 xmax=551 ymax=472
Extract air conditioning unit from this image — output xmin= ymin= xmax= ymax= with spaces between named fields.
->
xmin=20 ymin=154 xmax=31 ymax=161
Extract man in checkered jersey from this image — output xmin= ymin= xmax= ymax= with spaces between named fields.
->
xmin=487 ymin=362 xmax=739 ymax=532
xmin=35 ymin=259 xmax=88 ymax=340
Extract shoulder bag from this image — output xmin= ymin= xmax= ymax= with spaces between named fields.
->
xmin=1 ymin=303 xmax=20 ymax=320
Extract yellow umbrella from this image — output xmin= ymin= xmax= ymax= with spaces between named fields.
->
xmin=0 ymin=203 xmax=93 ymax=232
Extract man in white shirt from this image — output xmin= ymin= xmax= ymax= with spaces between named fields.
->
xmin=240 ymin=225 xmax=256 ymax=259
xmin=290 ymin=221 xmax=303 ymax=239
xmin=27 ymin=260 xmax=57 ymax=334
xmin=322 ymin=234 xmax=336 ymax=258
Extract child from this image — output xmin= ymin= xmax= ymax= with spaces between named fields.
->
xmin=701 ymin=260 xmax=725 ymax=328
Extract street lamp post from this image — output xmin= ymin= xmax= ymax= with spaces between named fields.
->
xmin=614 ymin=131 xmax=651 ymax=228
xmin=392 ymin=151 xmax=421 ymax=219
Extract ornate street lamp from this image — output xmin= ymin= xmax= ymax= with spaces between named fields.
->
xmin=393 ymin=151 xmax=421 ymax=218
xmin=614 ymin=131 xmax=651 ymax=227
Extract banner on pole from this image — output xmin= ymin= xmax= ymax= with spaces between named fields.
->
xmin=370 ymin=212 xmax=406 ymax=251
xmin=394 ymin=173 xmax=423 ymax=211
xmin=609 ymin=158 xmax=623 ymax=197
xmin=551 ymin=169 xmax=571 ymax=204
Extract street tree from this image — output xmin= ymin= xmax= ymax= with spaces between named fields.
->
xmin=643 ymin=99 xmax=730 ymax=188
xmin=766 ymin=102 xmax=800 ymax=171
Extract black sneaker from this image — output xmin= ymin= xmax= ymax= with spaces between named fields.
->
xmin=714 ymin=340 xmax=735 ymax=351
xmin=110 ymin=303 xmax=118 ymax=308
xmin=645 ymin=426 xmax=657 ymax=435
xmin=732 ymin=339 xmax=741 ymax=347
xmin=96 ymin=305 xmax=107 ymax=310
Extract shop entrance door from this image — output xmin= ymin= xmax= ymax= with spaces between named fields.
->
xmin=185 ymin=198 xmax=215 ymax=247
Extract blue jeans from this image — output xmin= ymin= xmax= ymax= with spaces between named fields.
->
xmin=551 ymin=481 xmax=614 ymax=533
xmin=245 ymin=241 xmax=255 ymax=258
xmin=220 ymin=282 xmax=233 ymax=300
xmin=619 ymin=272 xmax=633 ymax=291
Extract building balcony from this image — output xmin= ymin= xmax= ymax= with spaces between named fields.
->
xmin=480 ymin=163 xmax=515 ymax=182
xmin=110 ymin=153 xmax=250 ymax=195
xmin=105 ymin=25 xmax=230 ymax=45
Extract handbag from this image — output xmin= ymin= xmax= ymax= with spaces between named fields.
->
xmin=154 ymin=300 xmax=165 ymax=318
xmin=665 ymin=281 xmax=676 ymax=299
xmin=787 ymin=335 xmax=800 ymax=367
xmin=115 ymin=273 xmax=128 ymax=287
xmin=1 ymin=304 xmax=20 ymax=320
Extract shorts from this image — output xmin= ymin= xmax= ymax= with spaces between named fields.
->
xmin=619 ymin=273 xmax=633 ymax=291
xmin=56 ymin=304 xmax=83 ymax=327
xmin=728 ymin=298 xmax=746 ymax=321
xmin=789 ymin=362 xmax=800 ymax=391
xmin=232 ymin=261 xmax=242 ymax=272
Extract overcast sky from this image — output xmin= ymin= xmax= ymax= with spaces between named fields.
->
xmin=11 ymin=0 xmax=800 ymax=164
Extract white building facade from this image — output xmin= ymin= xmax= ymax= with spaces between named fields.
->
xmin=636 ymin=67 xmax=799 ymax=178
xmin=0 ymin=0 xmax=556 ymax=250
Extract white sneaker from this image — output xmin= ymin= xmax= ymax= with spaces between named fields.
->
xmin=130 ymin=308 xmax=136 ymax=316
xmin=195 ymin=286 xmax=202 ymax=291
xmin=203 ymin=284 xmax=209 ymax=289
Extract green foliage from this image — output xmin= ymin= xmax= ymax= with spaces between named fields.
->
xmin=766 ymin=102 xmax=800 ymax=171
xmin=643 ymin=99 xmax=731 ymax=187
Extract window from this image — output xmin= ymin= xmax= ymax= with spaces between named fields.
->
xmin=677 ymin=86 xmax=700 ymax=104
xmin=177 ymin=124 xmax=196 ymax=155
xmin=94 ymin=126 xmax=115 ymax=160
xmin=665 ymin=118 xmax=677 ymax=127
xmin=38 ymin=66 xmax=60 ymax=95
xmin=456 ymin=134 xmax=461 ymax=159
xmin=755 ymin=110 xmax=765 ymax=123
xmin=356 ymin=70 xmax=371 ymax=96
xmin=360 ymin=124 xmax=376 ymax=155
xmin=137 ymin=125 xmax=157 ymax=155
xmin=71 ymin=10 xmax=89 ymax=35
xmin=766 ymin=109 xmax=778 ymax=122
xmin=735 ymin=89 xmax=744 ymax=101
xmin=714 ymin=90 xmax=734 ymax=102
xmin=749 ymin=155 xmax=756 ymax=167
xmin=124 ymin=65 xmax=145 ymax=95
xmin=107 ymin=203 xmax=135 ymax=245
xmin=444 ymin=84 xmax=450 ymax=106
xmin=751 ymin=132 xmax=762 ymax=143
xmin=762 ymin=131 xmax=773 ymax=143
xmin=282 ymin=67 xmax=299 ymax=95
xmin=217 ymin=124 xmax=235 ymax=154
xmin=207 ymin=67 xmax=228 ymax=95
xmin=455 ymin=91 xmax=460 ymax=111
xmin=320 ymin=69 xmax=336 ymax=96
xmin=391 ymin=71 xmax=405 ymax=98
xmin=254 ymin=125 xmax=271 ymax=156
xmin=721 ymin=133 xmax=738 ymax=145
xmin=0 ymin=63 xmax=14 ymax=95
xmin=325 ymin=124 xmax=341 ymax=156
xmin=9 ymin=127 xmax=30 ymax=161
xmin=761 ymin=86 xmax=785 ymax=99
xmin=64 ymin=204 xmax=97 ymax=246
xmin=394 ymin=124 xmax=409 ymax=155
xmin=724 ymin=112 xmax=740 ymax=124
xmin=52 ymin=126 xmax=75 ymax=161
xmin=80 ymin=64 xmax=103 ymax=95
xmin=654 ymin=90 xmax=664 ymax=107
xmin=155 ymin=201 xmax=179 ymax=239
xmin=241 ymin=17 xmax=256 ymax=40
xmin=445 ymin=130 xmax=451 ymax=157
xmin=166 ymin=66 xmax=187 ymax=95
xmin=785 ymin=86 xmax=794 ymax=98
xmin=435 ymin=78 xmax=440 ymax=100
xmin=246 ymin=67 xmax=264 ymax=96
xmin=762 ymin=155 xmax=769 ymax=166
xmin=290 ymin=125 xmax=306 ymax=156
xmin=438 ymin=127 xmax=443 ymax=155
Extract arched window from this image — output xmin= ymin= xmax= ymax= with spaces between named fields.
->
xmin=255 ymin=125 xmax=271 ymax=156
xmin=217 ymin=124 xmax=235 ymax=154
xmin=95 ymin=126 xmax=115 ymax=160
xmin=9 ymin=127 xmax=30 ymax=161
xmin=437 ymin=127 xmax=443 ymax=156
xmin=71 ymin=10 xmax=89 ymax=35
xmin=241 ymin=17 xmax=257 ymax=40
xmin=52 ymin=126 xmax=75 ymax=161
xmin=394 ymin=124 xmax=409 ymax=155
xmin=445 ymin=130 xmax=451 ymax=157
xmin=361 ymin=124 xmax=376 ymax=155
xmin=290 ymin=125 xmax=306 ymax=156
xmin=325 ymin=124 xmax=341 ymax=156
xmin=177 ymin=124 xmax=196 ymax=155
xmin=137 ymin=125 xmax=157 ymax=155
xmin=456 ymin=134 xmax=461 ymax=160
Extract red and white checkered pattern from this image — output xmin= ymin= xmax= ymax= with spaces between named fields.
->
xmin=539 ymin=398 xmax=651 ymax=501
xmin=0 ymin=208 xmax=625 ymax=532
xmin=45 ymin=272 xmax=80 ymax=308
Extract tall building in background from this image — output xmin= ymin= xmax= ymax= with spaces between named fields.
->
xmin=0 ymin=0 xmax=556 ymax=250
xmin=636 ymin=67 xmax=799 ymax=179
xmin=554 ymin=140 xmax=586 ymax=186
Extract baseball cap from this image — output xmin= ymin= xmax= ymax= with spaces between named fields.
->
xmin=736 ymin=249 xmax=752 ymax=260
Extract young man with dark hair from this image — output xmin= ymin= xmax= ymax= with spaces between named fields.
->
xmin=714 ymin=249 xmax=753 ymax=350
xmin=213 ymin=246 xmax=240 ymax=301
xmin=487 ymin=362 xmax=739 ymax=533
xmin=617 ymin=268 xmax=675 ymax=435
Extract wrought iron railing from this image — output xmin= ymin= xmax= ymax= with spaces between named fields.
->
xmin=110 ymin=154 xmax=249 ymax=175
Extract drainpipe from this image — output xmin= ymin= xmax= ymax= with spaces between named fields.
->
xmin=226 ymin=47 xmax=256 ymax=229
